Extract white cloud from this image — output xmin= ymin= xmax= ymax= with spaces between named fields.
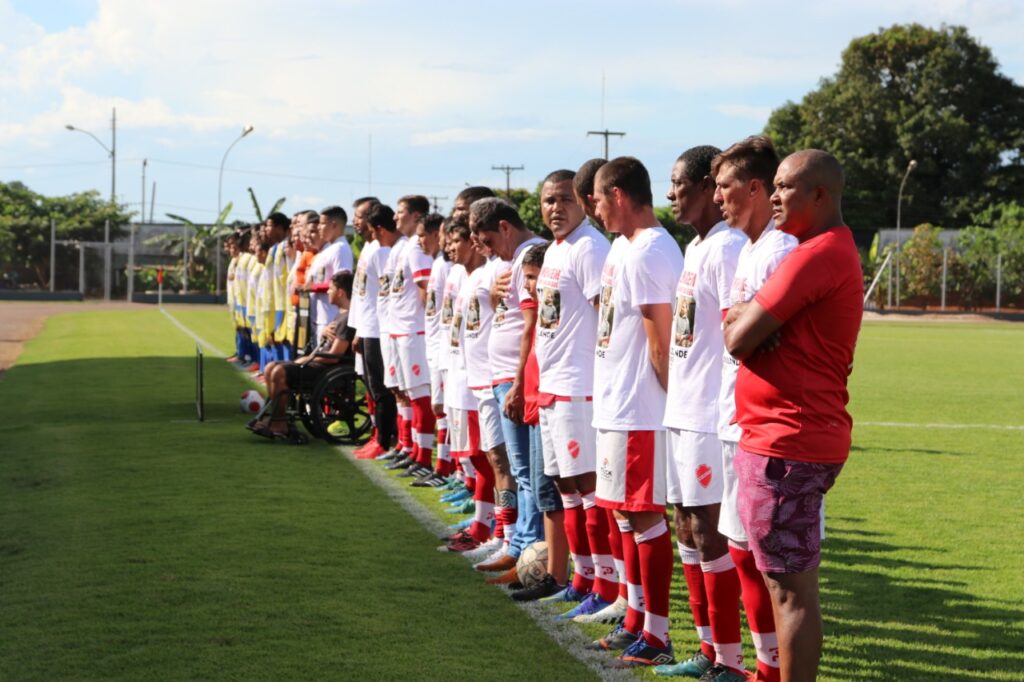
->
xmin=410 ymin=128 xmax=558 ymax=146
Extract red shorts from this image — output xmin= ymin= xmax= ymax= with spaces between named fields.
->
xmin=594 ymin=429 xmax=667 ymax=513
xmin=735 ymin=446 xmax=843 ymax=574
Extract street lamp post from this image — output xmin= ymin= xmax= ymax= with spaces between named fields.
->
xmin=895 ymin=159 xmax=917 ymax=308
xmin=216 ymin=125 xmax=255 ymax=296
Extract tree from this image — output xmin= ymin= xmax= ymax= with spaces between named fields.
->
xmin=497 ymin=186 xmax=550 ymax=238
xmin=0 ymin=181 xmax=132 ymax=287
xmin=654 ymin=206 xmax=697 ymax=253
xmin=901 ymin=224 xmax=945 ymax=305
xmin=150 ymin=204 xmax=236 ymax=293
xmin=765 ymin=24 xmax=1024 ymax=230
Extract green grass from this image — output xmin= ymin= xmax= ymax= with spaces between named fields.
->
xmin=2 ymin=307 xmax=1024 ymax=681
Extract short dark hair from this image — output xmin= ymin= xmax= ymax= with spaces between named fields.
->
xmin=470 ymin=197 xmax=524 ymax=233
xmin=446 ymin=216 xmax=471 ymax=241
xmin=596 ymin=156 xmax=653 ymax=207
xmin=420 ymin=212 xmax=445 ymax=234
xmin=257 ymin=239 xmax=271 ymax=253
xmin=455 ymin=186 xmax=496 ymax=206
xmin=330 ymin=270 xmax=353 ymax=298
xmin=522 ymin=242 xmax=549 ymax=269
xmin=235 ymin=228 xmax=250 ymax=248
xmin=267 ymin=212 xmax=290 ymax=230
xmin=302 ymin=209 xmax=320 ymax=225
xmin=367 ymin=203 xmax=396 ymax=231
xmin=399 ymin=195 xmax=430 ymax=215
xmin=353 ymin=196 xmax=379 ymax=209
xmin=574 ymin=159 xmax=606 ymax=199
xmin=676 ymin=145 xmax=722 ymax=183
xmin=321 ymin=205 xmax=348 ymax=227
xmin=543 ymin=169 xmax=575 ymax=185
xmin=712 ymin=136 xmax=779 ymax=192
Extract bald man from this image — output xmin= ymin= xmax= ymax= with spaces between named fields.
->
xmin=723 ymin=149 xmax=863 ymax=682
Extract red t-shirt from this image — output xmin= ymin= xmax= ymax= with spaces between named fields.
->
xmin=736 ymin=226 xmax=863 ymax=464
xmin=523 ymin=339 xmax=540 ymax=426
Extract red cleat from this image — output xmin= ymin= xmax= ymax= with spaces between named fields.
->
xmin=354 ymin=442 xmax=386 ymax=460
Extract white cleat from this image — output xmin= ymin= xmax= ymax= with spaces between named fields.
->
xmin=472 ymin=546 xmax=509 ymax=570
xmin=462 ymin=537 xmax=502 ymax=563
xmin=574 ymin=595 xmax=628 ymax=624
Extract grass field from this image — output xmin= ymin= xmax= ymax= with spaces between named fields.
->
xmin=2 ymin=305 xmax=1023 ymax=681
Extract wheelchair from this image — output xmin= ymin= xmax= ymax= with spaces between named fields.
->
xmin=250 ymin=354 xmax=372 ymax=446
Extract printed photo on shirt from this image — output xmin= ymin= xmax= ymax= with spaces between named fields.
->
xmin=674 ymin=295 xmax=695 ymax=348
xmin=391 ymin=268 xmax=405 ymax=294
xmin=493 ymin=297 xmax=508 ymax=326
xmin=425 ymin=289 xmax=437 ymax=317
xmin=538 ymin=287 xmax=561 ymax=330
xmin=449 ymin=311 xmax=463 ymax=347
xmin=466 ymin=296 xmax=481 ymax=332
xmin=355 ymin=268 xmax=368 ymax=296
xmin=597 ymin=284 xmax=614 ymax=349
xmin=378 ymin=274 xmax=390 ymax=297
xmin=441 ymin=293 xmax=453 ymax=325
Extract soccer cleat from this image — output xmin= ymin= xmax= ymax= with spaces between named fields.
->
xmin=444 ymin=499 xmax=473 ymax=514
xmin=556 ymin=592 xmax=612 ymax=621
xmin=447 ymin=518 xmax=473 ymax=533
xmin=463 ymin=537 xmax=503 ymax=562
xmin=606 ymin=635 xmax=675 ymax=668
xmin=696 ymin=665 xmax=748 ymax=682
xmin=398 ymin=464 xmax=427 ymax=478
xmin=538 ymin=583 xmax=587 ymax=604
xmin=654 ymin=650 xmax=714 ymax=678
xmin=410 ymin=473 xmax=446 ymax=488
xmin=485 ymin=567 xmax=520 ymax=585
xmin=354 ymin=442 xmax=386 ymax=460
xmin=385 ymin=454 xmax=415 ymax=470
xmin=510 ymin=574 xmax=567 ymax=602
xmin=438 ymin=532 xmax=481 ymax=553
xmin=475 ymin=552 xmax=517 ymax=573
xmin=586 ymin=624 xmax=640 ymax=651
xmin=376 ymin=447 xmax=403 ymax=461
xmin=441 ymin=476 xmax=463 ymax=490
xmin=440 ymin=488 xmax=471 ymax=504
xmin=575 ymin=595 xmax=628 ymax=624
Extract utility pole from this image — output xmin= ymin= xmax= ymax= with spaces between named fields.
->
xmin=492 ymin=165 xmax=524 ymax=195
xmin=141 ymin=159 xmax=147 ymax=224
xmin=587 ymin=129 xmax=625 ymax=160
xmin=428 ymin=195 xmax=449 ymax=213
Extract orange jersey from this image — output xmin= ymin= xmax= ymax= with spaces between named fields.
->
xmin=291 ymin=250 xmax=317 ymax=306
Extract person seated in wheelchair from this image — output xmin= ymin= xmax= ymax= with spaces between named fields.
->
xmin=250 ymin=270 xmax=355 ymax=439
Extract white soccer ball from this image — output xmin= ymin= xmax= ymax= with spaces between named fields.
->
xmin=516 ymin=541 xmax=549 ymax=588
xmin=240 ymin=390 xmax=265 ymax=414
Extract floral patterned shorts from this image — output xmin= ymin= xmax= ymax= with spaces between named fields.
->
xmin=735 ymin=446 xmax=843 ymax=574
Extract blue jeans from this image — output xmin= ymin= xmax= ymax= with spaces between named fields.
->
xmin=530 ymin=419 xmax=562 ymax=513
xmin=493 ymin=381 xmax=543 ymax=558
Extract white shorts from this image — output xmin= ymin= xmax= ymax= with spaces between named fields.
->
xmin=382 ymin=335 xmax=399 ymax=389
xmin=429 ymin=365 xmax=445 ymax=407
xmin=596 ymin=429 xmax=667 ymax=513
xmin=448 ymin=407 xmax=479 ymax=458
xmin=472 ymin=387 xmax=505 ymax=451
xmin=718 ymin=440 xmax=745 ymax=542
xmin=540 ymin=399 xmax=596 ymax=478
xmin=395 ymin=333 xmax=430 ymax=391
xmin=354 ymin=351 xmax=364 ymax=376
xmin=666 ymin=428 xmax=723 ymax=507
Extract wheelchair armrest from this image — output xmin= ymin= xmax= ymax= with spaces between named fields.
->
xmin=312 ymin=352 xmax=348 ymax=362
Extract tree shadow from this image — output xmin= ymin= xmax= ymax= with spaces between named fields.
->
xmin=818 ymin=519 xmax=1024 ymax=680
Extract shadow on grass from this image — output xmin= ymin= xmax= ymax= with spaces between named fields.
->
xmin=818 ymin=519 xmax=1024 ymax=680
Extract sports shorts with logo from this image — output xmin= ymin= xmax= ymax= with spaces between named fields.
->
xmin=595 ymin=429 xmax=667 ymax=513
xmin=395 ymin=333 xmax=430 ymax=391
xmin=471 ymin=387 xmax=506 ymax=452
xmin=539 ymin=398 xmax=596 ymax=478
xmin=429 ymin=365 xmax=445 ymax=407
xmin=666 ymin=427 xmax=723 ymax=507
xmin=382 ymin=335 xmax=400 ymax=389
xmin=448 ymin=407 xmax=480 ymax=459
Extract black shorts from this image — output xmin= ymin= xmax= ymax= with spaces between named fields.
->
xmin=283 ymin=361 xmax=332 ymax=389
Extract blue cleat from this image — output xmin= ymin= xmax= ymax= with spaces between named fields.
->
xmin=440 ymin=488 xmax=471 ymax=504
xmin=607 ymin=635 xmax=675 ymax=668
xmin=654 ymin=650 xmax=713 ymax=677
xmin=556 ymin=592 xmax=612 ymax=621
xmin=539 ymin=583 xmax=587 ymax=604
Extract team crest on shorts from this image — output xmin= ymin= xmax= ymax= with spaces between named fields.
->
xmin=599 ymin=456 xmax=612 ymax=481
xmin=696 ymin=464 xmax=712 ymax=488
xmin=412 ymin=364 xmax=421 ymax=376
xmin=388 ymin=365 xmax=396 ymax=376
xmin=567 ymin=439 xmax=581 ymax=459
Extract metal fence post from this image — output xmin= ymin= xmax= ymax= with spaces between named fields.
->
xmin=216 ymin=234 xmax=222 ymax=297
xmin=183 ymin=224 xmax=189 ymax=294
xmin=886 ymin=258 xmax=893 ymax=308
xmin=996 ymin=253 xmax=1002 ymax=313
xmin=49 ymin=218 xmax=56 ymax=292
xmin=78 ymin=244 xmax=86 ymax=295
xmin=940 ymin=248 xmax=948 ymax=311
xmin=127 ymin=223 xmax=135 ymax=302
xmin=103 ymin=219 xmax=111 ymax=301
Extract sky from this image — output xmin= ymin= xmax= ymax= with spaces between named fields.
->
xmin=1 ymin=0 xmax=1023 ymax=223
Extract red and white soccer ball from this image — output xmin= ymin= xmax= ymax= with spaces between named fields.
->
xmin=240 ymin=390 xmax=265 ymax=414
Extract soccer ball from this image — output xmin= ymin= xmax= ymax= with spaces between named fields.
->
xmin=240 ymin=390 xmax=265 ymax=414
xmin=516 ymin=541 xmax=549 ymax=588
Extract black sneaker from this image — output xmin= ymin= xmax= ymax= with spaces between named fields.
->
xmin=410 ymin=472 xmax=443 ymax=487
xmin=385 ymin=455 xmax=415 ymax=470
xmin=510 ymin=574 xmax=566 ymax=602
xmin=399 ymin=464 xmax=426 ymax=478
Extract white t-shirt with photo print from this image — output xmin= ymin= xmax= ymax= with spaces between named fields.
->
xmin=425 ymin=255 xmax=452 ymax=369
xmin=535 ymin=219 xmax=611 ymax=397
xmin=718 ymin=222 xmax=797 ymax=442
xmin=489 ymin=236 xmax=547 ymax=384
xmin=388 ymin=236 xmax=434 ymax=337
xmin=593 ymin=227 xmax=683 ymax=431
xmin=663 ymin=221 xmax=746 ymax=433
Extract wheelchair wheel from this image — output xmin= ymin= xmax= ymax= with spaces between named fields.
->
xmin=297 ymin=391 xmax=324 ymax=439
xmin=308 ymin=366 xmax=372 ymax=445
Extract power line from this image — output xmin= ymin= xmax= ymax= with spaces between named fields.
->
xmin=586 ymin=129 xmax=626 ymax=159
xmin=491 ymin=164 xmax=524 ymax=194
xmin=428 ymin=195 xmax=449 ymax=213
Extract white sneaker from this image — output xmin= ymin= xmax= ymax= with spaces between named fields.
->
xmin=463 ymin=537 xmax=502 ymax=563
xmin=574 ymin=595 xmax=628 ymax=624
xmin=472 ymin=546 xmax=509 ymax=570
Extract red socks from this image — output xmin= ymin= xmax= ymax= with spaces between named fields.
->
xmin=679 ymin=542 xmax=715 ymax=661
xmin=411 ymin=396 xmax=436 ymax=468
xmin=560 ymin=493 xmax=594 ymax=595
xmin=620 ymin=519 xmax=645 ymax=635
xmin=634 ymin=518 xmax=673 ymax=648
xmin=606 ymin=509 xmax=628 ymax=601
xmin=468 ymin=452 xmax=494 ymax=542
xmin=581 ymin=493 xmax=618 ymax=603
xmin=702 ymin=552 xmax=745 ymax=673
xmin=731 ymin=543 xmax=780 ymax=681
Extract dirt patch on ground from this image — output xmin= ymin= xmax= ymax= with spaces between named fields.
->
xmin=0 ymin=302 xmax=143 ymax=375
xmin=863 ymin=311 xmax=1018 ymax=323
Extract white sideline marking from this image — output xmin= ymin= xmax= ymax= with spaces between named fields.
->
xmin=859 ymin=421 xmax=1024 ymax=432
xmin=339 ymin=447 xmax=636 ymax=682
xmin=160 ymin=307 xmax=229 ymax=358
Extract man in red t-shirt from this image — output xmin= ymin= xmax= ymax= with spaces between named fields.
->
xmin=723 ymin=149 xmax=862 ymax=682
